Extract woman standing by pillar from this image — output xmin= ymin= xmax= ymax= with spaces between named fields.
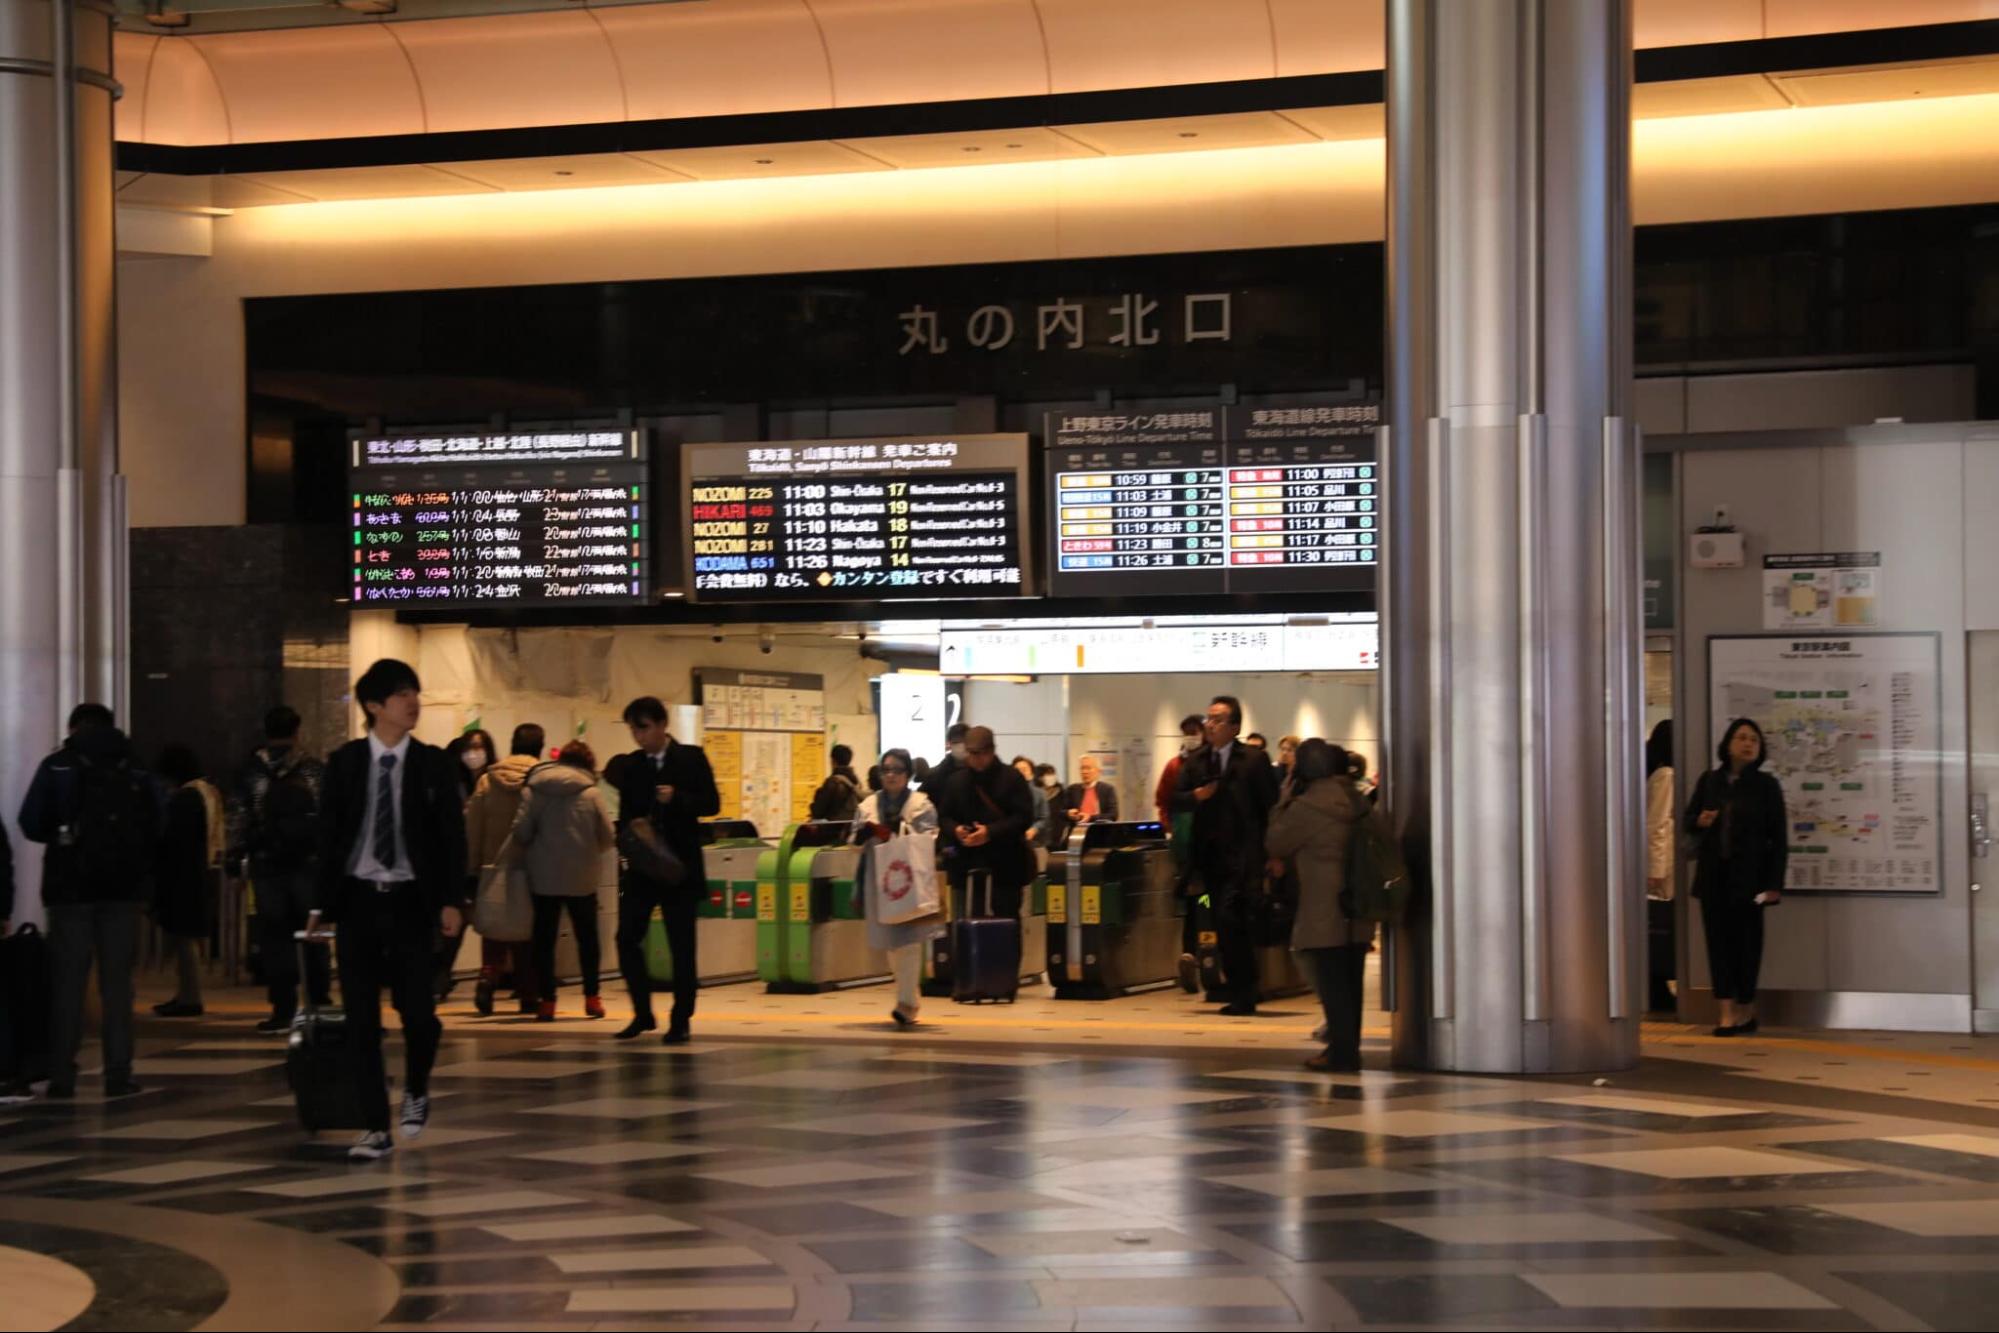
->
xmin=1685 ymin=719 xmax=1788 ymax=1037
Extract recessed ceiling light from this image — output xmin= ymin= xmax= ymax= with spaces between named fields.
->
xmin=1006 ymin=143 xmax=1023 ymax=149
xmin=1178 ymin=131 xmax=1200 ymax=138
xmin=962 ymin=146 xmax=982 ymax=153
xmin=754 ymin=158 xmax=774 ymax=165
xmin=553 ymin=170 xmax=574 ymax=177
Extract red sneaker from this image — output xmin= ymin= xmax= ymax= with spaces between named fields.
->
xmin=584 ymin=995 xmax=606 ymax=1020
xmin=535 ymin=1000 xmax=557 ymax=1023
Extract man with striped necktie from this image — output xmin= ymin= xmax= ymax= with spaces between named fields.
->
xmin=310 ymin=659 xmax=468 ymax=1161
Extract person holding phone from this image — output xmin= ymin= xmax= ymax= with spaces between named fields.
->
xmin=1684 ymin=717 xmax=1788 ymax=1037
xmin=847 ymin=749 xmax=943 ymax=1028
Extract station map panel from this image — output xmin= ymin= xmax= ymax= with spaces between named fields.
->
xmin=1045 ymin=406 xmax=1379 ymax=598
xmin=348 ymin=431 xmax=649 ymax=609
xmin=683 ymin=435 xmax=1031 ymax=603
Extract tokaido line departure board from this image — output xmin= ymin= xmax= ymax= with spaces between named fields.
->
xmin=348 ymin=430 xmax=650 ymax=608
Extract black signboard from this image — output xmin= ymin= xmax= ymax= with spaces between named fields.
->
xmin=1045 ymin=406 xmax=1379 ymax=598
xmin=683 ymin=435 xmax=1031 ymax=603
xmin=349 ymin=431 xmax=649 ymax=608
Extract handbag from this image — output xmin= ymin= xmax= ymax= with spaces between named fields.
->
xmin=619 ymin=815 xmax=687 ymax=886
xmin=872 ymin=822 xmax=942 ymax=926
xmin=472 ymin=839 xmax=534 ymax=942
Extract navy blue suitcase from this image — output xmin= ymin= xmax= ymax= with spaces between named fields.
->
xmin=950 ymin=872 xmax=1019 ymax=1004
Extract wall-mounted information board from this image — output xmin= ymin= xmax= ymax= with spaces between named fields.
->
xmin=1045 ymin=407 xmax=1379 ymax=598
xmin=683 ymin=435 xmax=1031 ymax=603
xmin=696 ymin=668 xmax=830 ymax=834
xmin=349 ymin=430 xmax=649 ymax=608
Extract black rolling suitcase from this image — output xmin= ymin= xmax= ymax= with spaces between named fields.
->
xmin=950 ymin=871 xmax=1019 ymax=1004
xmin=286 ymin=930 xmax=370 ymax=1133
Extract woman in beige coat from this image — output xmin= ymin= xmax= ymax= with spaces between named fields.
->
xmin=1264 ymin=738 xmax=1373 ymax=1072
xmin=510 ymin=742 xmax=616 ymax=1021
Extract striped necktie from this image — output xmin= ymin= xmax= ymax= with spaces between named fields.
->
xmin=374 ymin=754 xmax=400 ymax=870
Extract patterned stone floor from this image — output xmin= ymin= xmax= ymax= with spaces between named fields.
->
xmin=5 ymin=975 xmax=1999 ymax=1330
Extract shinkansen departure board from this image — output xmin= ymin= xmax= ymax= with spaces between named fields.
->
xmin=348 ymin=431 xmax=650 ymax=608
xmin=683 ymin=435 xmax=1031 ymax=603
xmin=1045 ymin=406 xmax=1379 ymax=597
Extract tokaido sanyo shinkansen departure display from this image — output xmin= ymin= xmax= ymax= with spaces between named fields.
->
xmin=348 ymin=430 xmax=650 ymax=608
xmin=682 ymin=434 xmax=1031 ymax=603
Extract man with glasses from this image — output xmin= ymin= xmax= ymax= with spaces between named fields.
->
xmin=936 ymin=725 xmax=1037 ymax=924
xmin=1176 ymin=695 xmax=1279 ymax=1015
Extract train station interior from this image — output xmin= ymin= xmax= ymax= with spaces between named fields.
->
xmin=5 ymin=0 xmax=1999 ymax=1329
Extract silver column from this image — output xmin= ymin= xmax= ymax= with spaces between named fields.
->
xmin=1 ymin=0 xmax=123 ymax=913
xmin=1384 ymin=0 xmax=1642 ymax=1072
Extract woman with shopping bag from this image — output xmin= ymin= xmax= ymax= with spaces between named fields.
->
xmin=847 ymin=748 xmax=944 ymax=1029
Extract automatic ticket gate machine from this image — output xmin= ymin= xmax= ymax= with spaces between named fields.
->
xmin=756 ymin=821 xmax=889 ymax=993
xmin=1046 ymin=820 xmax=1182 ymax=999
xmin=644 ymin=819 xmax=769 ymax=987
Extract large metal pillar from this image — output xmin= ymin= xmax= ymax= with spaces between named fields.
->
xmin=1383 ymin=0 xmax=1643 ymax=1072
xmin=1 ymin=0 xmax=125 ymax=923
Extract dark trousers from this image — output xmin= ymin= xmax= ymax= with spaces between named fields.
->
xmin=258 ymin=869 xmax=329 ymax=1021
xmin=1700 ymin=892 xmax=1766 ymax=1004
xmin=617 ymin=877 xmax=697 ymax=1028
xmin=1303 ymin=944 xmax=1368 ymax=1065
xmin=336 ymin=883 xmax=443 ymax=1132
xmin=1215 ymin=889 xmax=1261 ymax=1006
xmin=532 ymin=895 xmax=601 ymax=1001
xmin=48 ymin=902 xmax=141 ymax=1086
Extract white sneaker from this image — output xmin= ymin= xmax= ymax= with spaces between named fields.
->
xmin=399 ymin=1093 xmax=429 ymax=1141
xmin=349 ymin=1130 xmax=393 ymax=1161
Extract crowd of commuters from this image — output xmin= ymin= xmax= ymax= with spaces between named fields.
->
xmin=0 ymin=666 xmax=1788 ymax=1142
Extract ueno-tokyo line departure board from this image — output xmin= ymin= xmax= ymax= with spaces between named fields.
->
xmin=683 ymin=435 xmax=1031 ymax=603
xmin=349 ymin=430 xmax=649 ymax=608
xmin=1045 ymin=406 xmax=1379 ymax=597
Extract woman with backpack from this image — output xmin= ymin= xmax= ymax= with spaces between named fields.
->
xmin=846 ymin=748 xmax=943 ymax=1029
xmin=511 ymin=741 xmax=615 ymax=1021
xmin=1685 ymin=717 xmax=1788 ymax=1037
xmin=1264 ymin=738 xmax=1373 ymax=1073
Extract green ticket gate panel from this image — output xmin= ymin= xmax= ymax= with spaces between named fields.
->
xmin=753 ymin=821 xmax=856 ymax=991
xmin=1046 ymin=821 xmax=1180 ymax=999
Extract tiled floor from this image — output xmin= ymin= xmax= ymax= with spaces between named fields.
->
xmin=3 ymin=973 xmax=1999 ymax=1329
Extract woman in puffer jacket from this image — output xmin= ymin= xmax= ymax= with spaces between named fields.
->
xmin=1264 ymin=738 xmax=1373 ymax=1073
xmin=511 ymin=742 xmax=616 ymax=1021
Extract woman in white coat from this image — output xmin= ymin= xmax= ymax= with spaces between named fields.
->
xmin=848 ymin=748 xmax=944 ymax=1028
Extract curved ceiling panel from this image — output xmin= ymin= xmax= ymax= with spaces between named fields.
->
xmin=1766 ymin=0 xmax=1999 ymax=39
xmin=1633 ymin=0 xmax=1762 ymax=48
xmin=596 ymin=0 xmax=832 ymax=121
xmin=114 ymin=33 xmax=161 ymax=143
xmin=142 ymin=39 xmax=231 ymax=146
xmin=391 ymin=10 xmax=624 ymax=134
xmin=194 ymin=26 xmax=424 ymax=144
xmin=812 ymin=0 xmax=1048 ymax=105
xmin=1269 ymin=0 xmax=1382 ymax=77
xmin=1036 ymin=0 xmax=1277 ymax=94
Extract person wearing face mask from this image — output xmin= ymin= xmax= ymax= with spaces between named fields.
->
xmin=462 ymin=724 xmax=549 ymax=1016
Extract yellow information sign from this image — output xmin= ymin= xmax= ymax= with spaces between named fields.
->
xmin=1046 ymin=882 xmax=1067 ymax=923
xmin=756 ymin=882 xmax=777 ymax=922
xmin=706 ymin=730 xmax=745 ymax=821
xmin=790 ymin=732 xmax=828 ymax=822
xmin=1081 ymin=884 xmax=1102 ymax=925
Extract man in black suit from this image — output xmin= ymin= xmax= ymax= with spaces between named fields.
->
xmin=936 ymin=726 xmax=1036 ymax=921
xmin=612 ymin=696 xmax=721 ymax=1045
xmin=308 ymin=659 xmax=468 ymax=1161
xmin=1177 ymin=695 xmax=1279 ymax=1016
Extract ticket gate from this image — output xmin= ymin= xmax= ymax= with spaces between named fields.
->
xmin=644 ymin=822 xmax=770 ymax=987
xmin=1046 ymin=820 xmax=1182 ymax=1000
xmin=757 ymin=822 xmax=891 ymax=993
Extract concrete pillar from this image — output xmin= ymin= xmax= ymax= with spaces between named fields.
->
xmin=1 ymin=0 xmax=124 ymax=923
xmin=1383 ymin=0 xmax=1644 ymax=1072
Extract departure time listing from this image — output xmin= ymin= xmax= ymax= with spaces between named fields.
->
xmin=351 ymin=463 xmax=648 ymax=607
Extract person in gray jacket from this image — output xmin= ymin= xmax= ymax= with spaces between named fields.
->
xmin=1264 ymin=739 xmax=1373 ymax=1073
xmin=511 ymin=741 xmax=615 ymax=1021
xmin=848 ymin=748 xmax=944 ymax=1029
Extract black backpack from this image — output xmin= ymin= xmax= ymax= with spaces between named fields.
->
xmin=256 ymin=759 xmax=319 ymax=870
xmin=67 ymin=756 xmax=161 ymax=893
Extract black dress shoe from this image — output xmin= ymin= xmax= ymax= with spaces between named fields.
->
xmin=105 ymin=1079 xmax=144 ymax=1099
xmin=1711 ymin=1024 xmax=1738 ymax=1037
xmin=152 ymin=1001 xmax=203 ymax=1018
xmin=615 ymin=1015 xmax=658 ymax=1041
xmin=255 ymin=1016 xmax=292 ymax=1034
xmin=43 ymin=1083 xmax=75 ymax=1100
xmin=660 ymin=1026 xmax=692 ymax=1047
xmin=1735 ymin=1018 xmax=1759 ymax=1036
xmin=1219 ymin=1002 xmax=1259 ymax=1017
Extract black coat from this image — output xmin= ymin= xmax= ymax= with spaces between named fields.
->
xmin=155 ymin=786 xmax=214 ymax=937
xmin=316 ymin=736 xmax=470 ymax=922
xmin=17 ymin=727 xmax=159 ymax=906
xmin=1684 ymin=766 xmax=1789 ymax=902
xmin=0 ymin=820 xmax=13 ymax=921
xmin=937 ymin=761 xmax=1037 ymax=894
xmin=614 ymin=742 xmax=722 ymax=888
xmin=1176 ymin=741 xmax=1280 ymax=901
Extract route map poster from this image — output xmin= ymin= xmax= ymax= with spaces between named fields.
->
xmin=1708 ymin=633 xmax=1942 ymax=895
